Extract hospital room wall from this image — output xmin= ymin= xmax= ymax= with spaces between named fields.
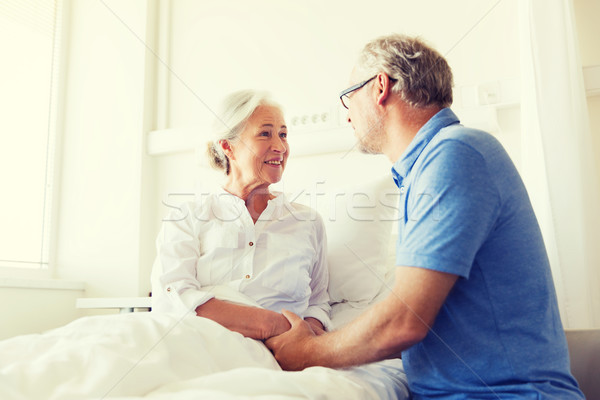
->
xmin=50 ymin=0 xmax=157 ymax=299
xmin=0 ymin=0 xmax=155 ymax=339
xmin=573 ymin=0 xmax=600 ymax=182
xmin=153 ymin=0 xmax=600 ymax=319
xmin=2 ymin=1 xmax=598 ymax=340
xmin=153 ymin=0 xmax=523 ymax=251
xmin=78 ymin=0 xmax=597 ymax=326
xmin=125 ymin=0 xmax=600 ymax=307
xmin=154 ymin=1 xmax=520 ymax=193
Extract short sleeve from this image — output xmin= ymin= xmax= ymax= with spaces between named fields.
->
xmin=396 ymin=140 xmax=501 ymax=278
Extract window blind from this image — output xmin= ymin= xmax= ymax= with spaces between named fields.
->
xmin=0 ymin=0 xmax=62 ymax=270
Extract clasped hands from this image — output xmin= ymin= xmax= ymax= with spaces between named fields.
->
xmin=265 ymin=310 xmax=324 ymax=371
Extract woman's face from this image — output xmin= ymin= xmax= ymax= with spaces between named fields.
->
xmin=226 ymin=105 xmax=289 ymax=188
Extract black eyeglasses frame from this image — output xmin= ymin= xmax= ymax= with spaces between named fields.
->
xmin=339 ymin=75 xmax=378 ymax=109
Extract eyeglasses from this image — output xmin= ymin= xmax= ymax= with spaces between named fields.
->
xmin=339 ymin=75 xmax=377 ymax=109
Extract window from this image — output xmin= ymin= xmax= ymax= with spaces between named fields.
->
xmin=0 ymin=0 xmax=63 ymax=273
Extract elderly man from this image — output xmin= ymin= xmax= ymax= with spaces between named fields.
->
xmin=266 ymin=34 xmax=584 ymax=399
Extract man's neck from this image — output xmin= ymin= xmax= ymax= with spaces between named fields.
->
xmin=383 ymin=104 xmax=442 ymax=163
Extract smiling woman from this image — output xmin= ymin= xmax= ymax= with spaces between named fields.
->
xmin=151 ymin=89 xmax=331 ymax=341
xmin=206 ymin=90 xmax=289 ymax=218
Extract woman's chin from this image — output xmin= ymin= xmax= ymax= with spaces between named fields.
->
xmin=269 ymin=176 xmax=283 ymax=185
xmin=265 ymin=171 xmax=284 ymax=185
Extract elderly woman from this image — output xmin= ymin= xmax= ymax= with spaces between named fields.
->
xmin=151 ymin=90 xmax=331 ymax=340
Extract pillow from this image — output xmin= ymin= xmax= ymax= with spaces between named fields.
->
xmin=294 ymin=174 xmax=400 ymax=306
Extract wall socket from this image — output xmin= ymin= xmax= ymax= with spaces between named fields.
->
xmin=289 ymin=106 xmax=348 ymax=133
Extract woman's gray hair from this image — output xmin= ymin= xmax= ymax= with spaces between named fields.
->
xmin=206 ymin=89 xmax=280 ymax=175
xmin=357 ymin=34 xmax=453 ymax=109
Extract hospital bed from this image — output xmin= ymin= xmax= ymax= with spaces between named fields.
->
xmin=0 ymin=176 xmax=411 ymax=400
xmin=2 ymin=171 xmax=598 ymax=399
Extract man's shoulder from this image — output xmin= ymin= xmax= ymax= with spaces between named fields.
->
xmin=418 ymin=125 xmax=508 ymax=174
xmin=411 ymin=126 xmax=510 ymax=193
xmin=433 ymin=123 xmax=501 ymax=152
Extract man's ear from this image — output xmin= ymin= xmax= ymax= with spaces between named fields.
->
xmin=219 ymin=139 xmax=234 ymax=160
xmin=374 ymin=73 xmax=392 ymax=106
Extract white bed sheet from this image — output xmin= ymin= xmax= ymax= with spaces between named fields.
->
xmin=0 ymin=286 xmax=409 ymax=400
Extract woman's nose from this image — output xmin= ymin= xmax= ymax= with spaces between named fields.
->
xmin=271 ymin=137 xmax=287 ymax=153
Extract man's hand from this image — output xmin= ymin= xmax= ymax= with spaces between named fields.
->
xmin=265 ymin=310 xmax=318 ymax=371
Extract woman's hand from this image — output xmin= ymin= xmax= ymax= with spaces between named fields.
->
xmin=264 ymin=315 xmax=325 ymax=339
xmin=263 ymin=311 xmax=292 ymax=339
xmin=304 ymin=317 xmax=326 ymax=336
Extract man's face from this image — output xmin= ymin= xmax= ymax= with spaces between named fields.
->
xmin=345 ymin=67 xmax=386 ymax=155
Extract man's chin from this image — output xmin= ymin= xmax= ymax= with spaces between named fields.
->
xmin=355 ymin=130 xmax=383 ymax=155
xmin=358 ymin=142 xmax=382 ymax=155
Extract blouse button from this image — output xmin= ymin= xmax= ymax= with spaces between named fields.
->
xmin=166 ymin=287 xmax=172 ymax=292
xmin=245 ymin=274 xmax=251 ymax=279
xmin=249 ymin=241 xmax=254 ymax=246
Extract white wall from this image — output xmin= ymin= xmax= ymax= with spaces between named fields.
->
xmin=162 ymin=0 xmax=520 ymax=129
xmin=573 ymin=0 xmax=600 ymax=183
xmin=151 ymin=0 xmax=597 ymax=328
xmin=3 ymin=0 xmax=599 ymax=338
xmin=151 ymin=0 xmax=523 ymax=280
xmin=154 ymin=0 xmax=522 ymax=208
xmin=2 ymin=0 xmax=158 ymax=339
xmin=53 ymin=0 xmax=153 ymax=300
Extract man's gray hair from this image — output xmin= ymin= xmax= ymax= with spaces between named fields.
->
xmin=206 ymin=90 xmax=280 ymax=175
xmin=357 ymin=34 xmax=453 ymax=108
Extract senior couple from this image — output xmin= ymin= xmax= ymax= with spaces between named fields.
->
xmin=151 ymin=34 xmax=584 ymax=399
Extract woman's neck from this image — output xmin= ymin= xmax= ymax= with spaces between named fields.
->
xmin=223 ymin=179 xmax=273 ymax=223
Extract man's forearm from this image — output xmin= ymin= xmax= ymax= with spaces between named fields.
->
xmin=302 ymin=297 xmax=420 ymax=368
xmin=267 ymin=267 xmax=458 ymax=370
xmin=267 ymin=296 xmax=422 ymax=371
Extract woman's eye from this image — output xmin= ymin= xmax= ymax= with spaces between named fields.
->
xmin=259 ymin=131 xmax=270 ymax=137
xmin=279 ymin=132 xmax=287 ymax=139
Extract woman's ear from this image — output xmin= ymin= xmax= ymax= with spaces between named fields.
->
xmin=219 ymin=139 xmax=234 ymax=160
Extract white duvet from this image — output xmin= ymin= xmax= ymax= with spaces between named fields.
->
xmin=0 ymin=288 xmax=409 ymax=400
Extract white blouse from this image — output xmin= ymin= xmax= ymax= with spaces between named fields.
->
xmin=151 ymin=189 xmax=331 ymax=330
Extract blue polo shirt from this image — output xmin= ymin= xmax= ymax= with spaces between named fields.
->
xmin=393 ymin=108 xmax=583 ymax=399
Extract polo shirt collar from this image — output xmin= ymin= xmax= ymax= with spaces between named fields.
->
xmin=391 ymin=108 xmax=460 ymax=186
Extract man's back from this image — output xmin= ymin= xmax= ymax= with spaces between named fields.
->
xmin=393 ymin=108 xmax=583 ymax=399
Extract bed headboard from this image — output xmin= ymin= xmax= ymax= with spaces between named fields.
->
xmin=292 ymin=173 xmax=400 ymax=306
